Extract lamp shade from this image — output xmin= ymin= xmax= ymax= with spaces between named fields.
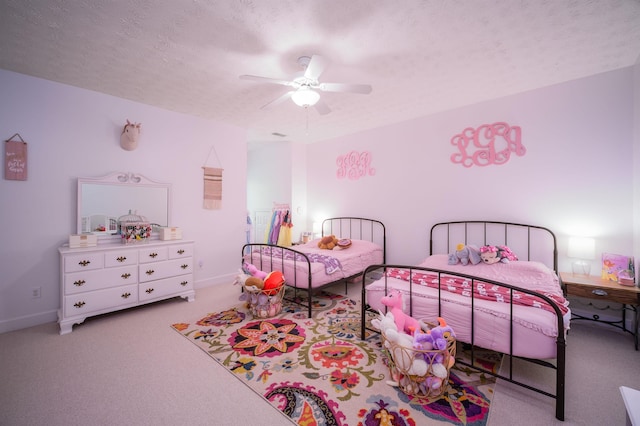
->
xmin=291 ymin=87 xmax=320 ymax=107
xmin=568 ymin=237 xmax=595 ymax=259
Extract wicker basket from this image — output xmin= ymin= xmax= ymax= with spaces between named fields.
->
xmin=380 ymin=324 xmax=456 ymax=399
xmin=243 ymin=283 xmax=286 ymax=318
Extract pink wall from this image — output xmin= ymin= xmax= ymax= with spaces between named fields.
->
xmin=305 ymin=67 xmax=636 ymax=273
xmin=0 ymin=69 xmax=248 ymax=333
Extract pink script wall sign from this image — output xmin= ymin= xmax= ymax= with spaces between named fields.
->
xmin=450 ymin=122 xmax=526 ymax=168
xmin=336 ymin=151 xmax=375 ymax=180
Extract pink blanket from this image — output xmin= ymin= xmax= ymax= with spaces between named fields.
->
xmin=386 ymin=264 xmax=569 ymax=316
xmin=255 ymin=246 xmax=342 ymax=274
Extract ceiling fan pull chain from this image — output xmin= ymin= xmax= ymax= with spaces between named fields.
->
xmin=305 ymin=107 xmax=310 ymax=135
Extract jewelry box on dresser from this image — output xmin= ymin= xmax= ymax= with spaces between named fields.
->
xmin=58 ymin=172 xmax=195 ymax=335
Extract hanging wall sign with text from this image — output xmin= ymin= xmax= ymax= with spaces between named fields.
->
xmin=4 ymin=133 xmax=28 ymax=181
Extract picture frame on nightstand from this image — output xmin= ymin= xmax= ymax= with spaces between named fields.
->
xmin=601 ymin=253 xmax=635 ymax=285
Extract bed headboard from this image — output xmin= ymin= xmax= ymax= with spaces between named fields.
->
xmin=429 ymin=221 xmax=558 ymax=272
xmin=322 ymin=217 xmax=386 ymax=262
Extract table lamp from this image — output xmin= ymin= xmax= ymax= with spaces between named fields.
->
xmin=568 ymin=237 xmax=595 ymax=276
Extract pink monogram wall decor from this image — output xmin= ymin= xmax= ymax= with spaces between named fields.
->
xmin=450 ymin=122 xmax=526 ymax=168
xmin=336 ymin=151 xmax=375 ymax=180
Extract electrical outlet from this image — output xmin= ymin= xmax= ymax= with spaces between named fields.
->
xmin=32 ymin=287 xmax=41 ymax=299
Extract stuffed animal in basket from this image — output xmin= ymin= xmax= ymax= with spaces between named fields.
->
xmin=244 ymin=263 xmax=268 ymax=279
xmin=371 ymin=310 xmax=398 ymax=334
xmin=412 ymin=317 xmax=456 ymax=389
xmin=380 ymin=290 xmax=422 ymax=335
xmin=383 ymin=327 xmax=428 ymax=389
xmin=262 ymin=270 xmax=285 ymax=295
xmin=372 ymin=310 xmax=427 ymax=388
xmin=318 ymin=235 xmax=339 ymax=250
xmin=448 ymin=243 xmax=482 ymax=265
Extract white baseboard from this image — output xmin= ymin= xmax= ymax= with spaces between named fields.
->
xmin=195 ymin=272 xmax=237 ymax=289
xmin=1 ymin=274 xmax=237 ymax=335
xmin=0 ymin=310 xmax=58 ymax=334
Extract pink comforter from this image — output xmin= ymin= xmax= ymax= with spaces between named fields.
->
xmin=387 ymin=258 xmax=569 ymax=316
xmin=245 ymin=238 xmax=384 ymax=288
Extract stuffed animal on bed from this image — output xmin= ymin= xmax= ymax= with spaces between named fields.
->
xmin=318 ymin=235 xmax=339 ymax=250
xmin=448 ymin=243 xmax=482 ymax=265
xmin=479 ymin=245 xmax=518 ymax=264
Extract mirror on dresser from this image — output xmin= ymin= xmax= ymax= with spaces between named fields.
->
xmin=77 ymin=171 xmax=171 ymax=242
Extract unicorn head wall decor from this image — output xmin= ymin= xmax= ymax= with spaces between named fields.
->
xmin=120 ymin=119 xmax=142 ymax=151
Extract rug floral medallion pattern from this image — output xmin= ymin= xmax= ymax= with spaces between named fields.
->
xmin=172 ymin=290 xmax=498 ymax=426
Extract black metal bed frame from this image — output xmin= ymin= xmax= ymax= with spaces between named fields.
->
xmin=360 ymin=220 xmax=566 ymax=421
xmin=241 ymin=217 xmax=386 ymax=318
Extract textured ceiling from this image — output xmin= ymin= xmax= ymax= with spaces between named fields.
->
xmin=1 ymin=0 xmax=640 ymax=144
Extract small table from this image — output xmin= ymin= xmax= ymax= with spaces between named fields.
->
xmin=560 ymin=272 xmax=640 ymax=350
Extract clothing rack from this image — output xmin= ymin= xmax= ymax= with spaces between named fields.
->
xmin=266 ymin=203 xmax=293 ymax=246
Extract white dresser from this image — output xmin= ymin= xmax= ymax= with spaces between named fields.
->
xmin=58 ymin=240 xmax=195 ymax=335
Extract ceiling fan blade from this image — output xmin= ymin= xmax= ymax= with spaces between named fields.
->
xmin=304 ymin=55 xmax=328 ymax=81
xmin=313 ymin=99 xmax=331 ymax=115
xmin=240 ymin=75 xmax=295 ymax=87
xmin=318 ymin=82 xmax=372 ymax=94
xmin=260 ymin=91 xmax=294 ymax=110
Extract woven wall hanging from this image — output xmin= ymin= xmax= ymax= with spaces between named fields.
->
xmin=202 ymin=146 xmax=223 ymax=210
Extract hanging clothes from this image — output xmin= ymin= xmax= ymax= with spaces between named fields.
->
xmin=246 ymin=212 xmax=253 ymax=244
xmin=277 ymin=210 xmax=293 ymax=246
xmin=269 ymin=210 xmax=282 ymax=245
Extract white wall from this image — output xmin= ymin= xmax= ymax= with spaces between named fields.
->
xmin=305 ymin=67 xmax=636 ymax=274
xmin=0 ymin=69 xmax=248 ymax=333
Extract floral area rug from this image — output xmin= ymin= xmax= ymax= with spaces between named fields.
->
xmin=171 ymin=290 xmax=500 ymax=425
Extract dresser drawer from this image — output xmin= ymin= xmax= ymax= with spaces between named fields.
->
xmin=104 ymin=250 xmax=138 ymax=267
xmin=64 ymin=284 xmax=138 ymax=316
xmin=139 ymin=274 xmax=193 ymax=302
xmin=168 ymin=244 xmax=193 ymax=259
xmin=64 ymin=252 xmax=104 ymax=273
xmin=138 ymin=258 xmax=193 ymax=283
xmin=138 ymin=246 xmax=169 ymax=263
xmin=64 ymin=265 xmax=138 ymax=295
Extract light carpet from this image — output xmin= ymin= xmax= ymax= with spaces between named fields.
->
xmin=171 ymin=290 xmax=499 ymax=425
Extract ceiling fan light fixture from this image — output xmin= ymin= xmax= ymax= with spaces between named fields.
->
xmin=291 ymin=87 xmax=320 ymax=107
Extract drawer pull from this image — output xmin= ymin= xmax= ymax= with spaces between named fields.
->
xmin=122 ymin=292 xmax=131 ymax=299
xmin=149 ymin=252 xmax=158 ymax=258
xmin=116 ymin=256 xmax=127 ymax=262
xmin=74 ymin=301 xmax=86 ymax=308
xmin=146 ymin=288 xmax=154 ymax=294
xmin=180 ymin=281 xmax=188 ymax=286
xmin=181 ymin=264 xmax=188 ymax=269
xmin=592 ymin=289 xmax=608 ymax=297
xmin=73 ymin=280 xmax=86 ymax=287
xmin=146 ymin=269 xmax=155 ymax=276
xmin=177 ymin=249 xmax=185 ymax=255
xmin=78 ymin=260 xmax=91 ymax=267
xmin=121 ymin=273 xmax=131 ymax=279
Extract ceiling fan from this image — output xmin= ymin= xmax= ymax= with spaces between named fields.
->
xmin=239 ymin=55 xmax=372 ymax=115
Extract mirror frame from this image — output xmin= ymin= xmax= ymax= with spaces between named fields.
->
xmin=77 ymin=171 xmax=172 ymax=243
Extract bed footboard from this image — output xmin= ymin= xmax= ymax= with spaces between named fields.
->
xmin=361 ymin=264 xmax=567 ymax=421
